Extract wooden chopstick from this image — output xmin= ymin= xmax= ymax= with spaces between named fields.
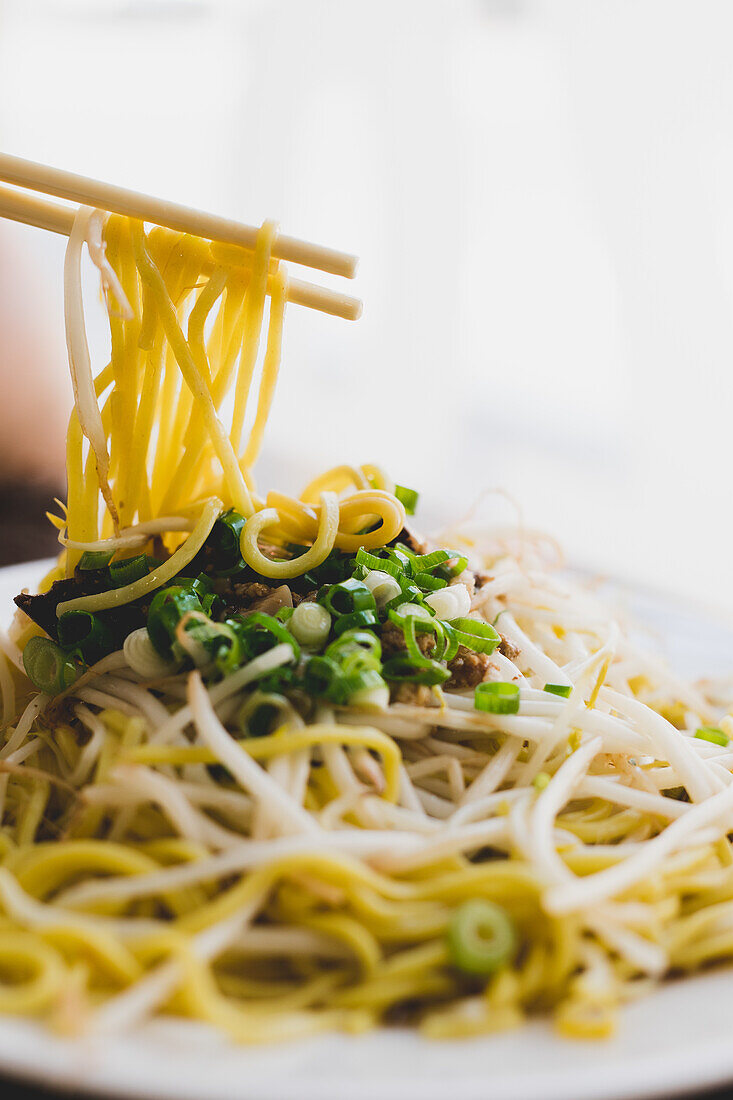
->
xmin=0 ymin=152 xmax=358 ymax=279
xmin=0 ymin=183 xmax=362 ymax=322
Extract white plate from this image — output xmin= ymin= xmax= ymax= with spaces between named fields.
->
xmin=2 ymin=559 xmax=733 ymax=1100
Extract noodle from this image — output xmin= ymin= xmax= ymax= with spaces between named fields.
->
xmin=2 ymin=206 xmax=733 ymax=1046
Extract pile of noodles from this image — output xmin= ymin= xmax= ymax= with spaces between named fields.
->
xmin=0 ymin=208 xmax=731 ymax=1043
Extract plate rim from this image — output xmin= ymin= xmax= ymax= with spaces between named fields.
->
xmin=1 ymin=558 xmax=732 ymax=1100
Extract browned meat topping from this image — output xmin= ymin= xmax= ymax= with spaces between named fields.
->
xmin=379 ymin=620 xmax=435 ymax=660
xmin=446 ymin=645 xmax=491 ymax=689
xmin=231 ymin=581 xmax=272 ymax=603
xmin=389 ymin=682 xmax=434 ymax=706
xmin=214 ymin=579 xmax=306 ymax=619
xmin=497 ymin=633 xmax=520 ymax=661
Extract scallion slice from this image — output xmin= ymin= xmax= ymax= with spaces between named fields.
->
xmin=234 ymin=612 xmax=301 ymax=662
xmin=544 ymin=683 xmax=572 ymax=698
xmin=77 ymin=550 xmax=113 ymax=571
xmin=385 ymin=547 xmax=415 ymax=574
xmin=23 ymin=636 xmax=80 ymax=695
xmin=446 ymin=900 xmax=516 ymax=976
xmin=210 ymin=621 xmax=246 ymax=676
xmin=439 ymin=620 xmax=460 ymax=662
xmin=411 ymin=550 xmax=451 ymax=573
xmin=208 ymin=508 xmax=246 ymax=574
xmin=333 ymin=609 xmax=379 ymax=635
xmin=695 ymin=726 xmax=729 ymax=747
xmin=326 ymin=629 xmax=382 ymax=663
xmin=383 ymin=580 xmax=429 ymax=615
xmin=318 ymin=578 xmax=376 ymax=617
xmin=382 ymin=654 xmax=450 ymax=686
xmin=434 ymin=552 xmax=468 ymax=581
xmin=331 ymin=667 xmax=386 ymax=705
xmin=147 ymin=587 xmax=203 ymax=657
xmin=237 ymin=691 xmax=291 ymax=738
xmin=57 ymin=610 xmax=115 ymax=664
xmin=394 ymin=484 xmax=419 ymax=515
xmin=354 ymin=548 xmax=404 ymax=580
xmin=109 ymin=554 xmax=150 ymax=587
xmin=302 ymin=655 xmax=341 ymax=697
xmin=449 ymin=617 xmax=500 ymax=655
xmin=475 ymin=681 xmax=520 ymax=714
xmin=413 ymin=571 xmax=448 ymax=592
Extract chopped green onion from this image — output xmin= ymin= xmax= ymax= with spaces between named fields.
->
xmin=276 ymin=607 xmax=294 ymax=623
xmin=326 ymin=630 xmax=382 ymax=663
xmin=403 ymin=619 xmax=433 ymax=668
xmin=318 ymin=578 xmax=376 ymax=617
xmin=446 ymin=900 xmax=516 ymax=976
xmin=544 ymin=683 xmax=572 ymax=698
xmin=333 ymin=609 xmax=379 ymax=635
xmin=440 ymin=620 xmax=460 ymax=662
xmin=289 ymin=601 xmax=331 ymax=648
xmin=147 ymin=586 xmax=203 ymax=657
xmin=237 ymin=691 xmax=291 ymax=738
xmin=173 ymin=616 xmax=239 ymax=673
xmin=449 ymin=617 xmax=500 ymax=655
xmin=382 ymin=654 xmax=450 ymax=686
xmin=394 ymin=484 xmax=419 ymax=515
xmin=23 ymin=636 xmax=81 ymax=695
xmin=385 ymin=546 xmax=415 ymax=574
xmin=57 ymin=610 xmax=115 ymax=664
xmin=256 ymin=665 xmax=299 ymax=694
xmin=302 ymin=655 xmax=341 ymax=697
xmin=77 ymin=550 xmax=113 ymax=571
xmin=434 ymin=553 xmax=468 ymax=581
xmin=383 ymin=581 xmax=428 ymax=615
xmin=411 ymin=550 xmax=451 ymax=573
xmin=210 ymin=621 xmax=246 ymax=676
xmin=174 ymin=574 xmax=216 ymax=612
xmin=389 ymin=603 xmax=433 ymax=625
xmin=354 ymin=548 xmax=404 ymax=580
xmin=389 ymin=610 xmax=453 ymax=666
xmin=109 ymin=554 xmax=150 ymax=587
xmin=208 ymin=509 xmax=246 ymax=574
xmin=234 ymin=612 xmax=301 ymax=662
xmin=695 ymin=726 xmax=729 ymax=747
xmin=361 ymin=569 xmax=403 ymax=610
xmin=412 ymin=572 xmax=448 ymax=592
xmin=475 ymin=681 xmax=520 ymax=715
xmin=330 ymin=668 xmax=387 ymax=705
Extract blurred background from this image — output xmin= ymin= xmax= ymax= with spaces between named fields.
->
xmin=1 ymin=0 xmax=732 ymax=617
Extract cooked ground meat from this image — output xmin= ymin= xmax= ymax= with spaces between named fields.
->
xmin=230 ymin=581 xmax=272 ymax=603
xmin=446 ymin=644 xmax=491 ymax=689
xmin=214 ymin=579 xmax=308 ymax=619
xmin=379 ymin=620 xmax=435 ymax=660
xmin=474 ymin=570 xmax=493 ymax=590
xmin=497 ymin=633 xmax=520 ymax=661
xmin=214 ymin=579 xmax=271 ymax=619
xmin=389 ymin=682 xmax=434 ymax=706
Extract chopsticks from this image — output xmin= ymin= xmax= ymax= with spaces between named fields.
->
xmin=0 ymin=153 xmax=362 ymax=321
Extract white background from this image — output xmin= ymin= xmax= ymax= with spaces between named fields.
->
xmin=1 ymin=0 xmax=732 ymax=618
